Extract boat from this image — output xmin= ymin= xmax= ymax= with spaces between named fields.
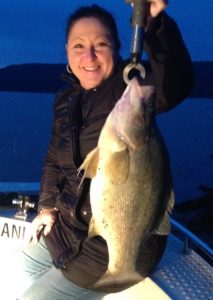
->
xmin=0 ymin=194 xmax=212 ymax=300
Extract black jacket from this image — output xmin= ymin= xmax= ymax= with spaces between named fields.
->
xmin=38 ymin=13 xmax=194 ymax=289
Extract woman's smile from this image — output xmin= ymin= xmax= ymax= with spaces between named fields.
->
xmin=66 ymin=17 xmax=115 ymax=90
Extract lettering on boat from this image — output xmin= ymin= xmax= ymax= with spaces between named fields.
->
xmin=1 ymin=223 xmax=26 ymax=239
xmin=0 ymin=217 xmax=32 ymax=240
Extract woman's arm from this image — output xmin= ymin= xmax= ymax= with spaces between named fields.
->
xmin=38 ymin=97 xmax=64 ymax=211
xmin=31 ymin=97 xmax=64 ymax=241
xmin=144 ymin=11 xmax=194 ymax=113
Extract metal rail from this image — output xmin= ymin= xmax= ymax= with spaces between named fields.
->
xmin=171 ymin=217 xmax=213 ymax=263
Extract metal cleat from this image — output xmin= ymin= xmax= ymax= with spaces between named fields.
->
xmin=12 ymin=195 xmax=35 ymax=221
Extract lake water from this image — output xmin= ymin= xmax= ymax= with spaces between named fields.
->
xmin=1 ymin=92 xmax=213 ymax=205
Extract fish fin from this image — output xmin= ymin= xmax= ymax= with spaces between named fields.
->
xmin=153 ymin=211 xmax=171 ymax=235
xmin=87 ymin=217 xmax=101 ymax=240
xmin=153 ymin=189 xmax=175 ymax=235
xmin=168 ymin=189 xmax=175 ymax=213
xmin=93 ymin=270 xmax=142 ymax=292
xmin=106 ymin=149 xmax=130 ymax=184
xmin=77 ymin=147 xmax=99 ymax=188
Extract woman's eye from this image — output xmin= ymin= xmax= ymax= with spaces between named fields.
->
xmin=74 ymin=44 xmax=83 ymax=49
xmin=97 ymin=42 xmax=106 ymax=47
xmin=95 ymin=42 xmax=111 ymax=49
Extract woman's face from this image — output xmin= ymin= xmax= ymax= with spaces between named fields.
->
xmin=66 ymin=17 xmax=115 ymax=90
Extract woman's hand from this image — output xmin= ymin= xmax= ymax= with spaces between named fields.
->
xmin=147 ymin=0 xmax=168 ymax=18
xmin=31 ymin=208 xmax=58 ymax=242
xmin=145 ymin=0 xmax=168 ymax=31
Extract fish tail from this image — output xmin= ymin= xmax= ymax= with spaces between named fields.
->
xmin=93 ymin=270 xmax=143 ymax=291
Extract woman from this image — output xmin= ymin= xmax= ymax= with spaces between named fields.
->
xmin=21 ymin=1 xmax=194 ymax=299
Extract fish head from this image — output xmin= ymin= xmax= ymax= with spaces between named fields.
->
xmin=112 ymin=77 xmax=156 ymax=150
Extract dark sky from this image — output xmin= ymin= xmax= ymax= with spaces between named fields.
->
xmin=0 ymin=0 xmax=213 ymax=203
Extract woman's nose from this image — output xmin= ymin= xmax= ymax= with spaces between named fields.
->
xmin=85 ymin=46 xmax=97 ymax=59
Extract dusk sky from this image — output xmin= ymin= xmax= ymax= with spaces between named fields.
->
xmin=0 ymin=0 xmax=213 ymax=203
xmin=0 ymin=0 xmax=212 ymax=68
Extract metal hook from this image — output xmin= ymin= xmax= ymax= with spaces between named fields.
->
xmin=123 ymin=62 xmax=146 ymax=84
xmin=123 ymin=0 xmax=147 ymax=83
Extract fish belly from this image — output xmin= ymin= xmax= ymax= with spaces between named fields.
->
xmin=90 ymin=145 xmax=166 ymax=289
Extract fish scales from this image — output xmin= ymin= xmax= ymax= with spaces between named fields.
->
xmin=78 ymin=77 xmax=174 ymax=290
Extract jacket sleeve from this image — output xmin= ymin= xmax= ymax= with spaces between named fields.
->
xmin=38 ymin=96 xmax=65 ymax=212
xmin=144 ymin=12 xmax=194 ymax=113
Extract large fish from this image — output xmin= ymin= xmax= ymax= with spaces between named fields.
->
xmin=78 ymin=77 xmax=174 ymax=290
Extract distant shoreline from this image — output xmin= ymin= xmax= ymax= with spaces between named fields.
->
xmin=0 ymin=61 xmax=213 ymax=98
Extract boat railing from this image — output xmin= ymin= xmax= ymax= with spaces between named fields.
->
xmin=171 ymin=217 xmax=213 ymax=264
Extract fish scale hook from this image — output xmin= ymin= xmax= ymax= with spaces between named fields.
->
xmin=123 ymin=0 xmax=147 ymax=84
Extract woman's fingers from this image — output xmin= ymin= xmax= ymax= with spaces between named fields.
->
xmin=147 ymin=0 xmax=168 ymax=17
xmin=30 ymin=211 xmax=57 ymax=242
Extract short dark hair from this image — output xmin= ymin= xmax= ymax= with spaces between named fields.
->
xmin=66 ymin=4 xmax=121 ymax=55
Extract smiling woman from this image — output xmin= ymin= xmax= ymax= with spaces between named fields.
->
xmin=66 ymin=17 xmax=115 ymax=89
xmin=0 ymin=2 xmax=195 ymax=300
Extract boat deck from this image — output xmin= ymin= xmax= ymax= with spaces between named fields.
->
xmin=152 ymin=234 xmax=212 ymax=299
xmin=103 ymin=234 xmax=213 ymax=300
xmin=0 ymin=206 xmax=212 ymax=300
